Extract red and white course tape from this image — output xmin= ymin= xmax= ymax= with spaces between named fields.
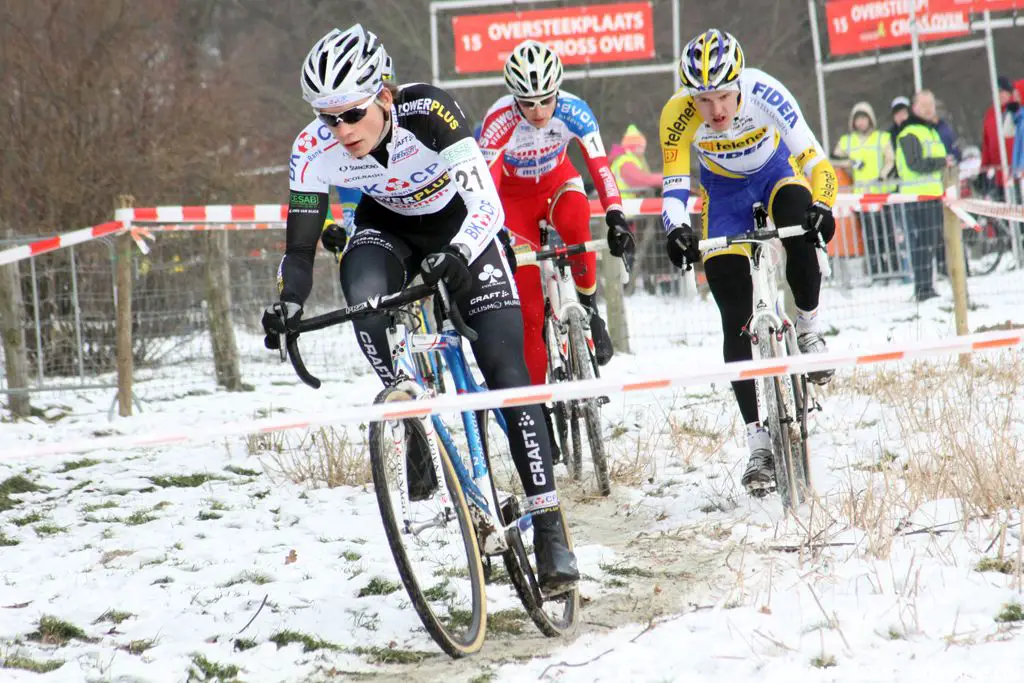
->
xmin=0 ymin=222 xmax=124 ymax=267
xmin=2 ymin=189 xmax=1015 ymax=268
xmin=7 ymin=328 xmax=1021 ymax=459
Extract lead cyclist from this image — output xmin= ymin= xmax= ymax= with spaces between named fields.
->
xmin=262 ymin=25 xmax=579 ymax=594
xmin=658 ymin=29 xmax=839 ymax=495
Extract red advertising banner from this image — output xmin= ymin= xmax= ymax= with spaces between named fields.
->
xmin=953 ymin=0 xmax=1023 ymax=11
xmin=825 ymin=0 xmax=972 ymax=56
xmin=452 ymin=2 xmax=655 ymax=74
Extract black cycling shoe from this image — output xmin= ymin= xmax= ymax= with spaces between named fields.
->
xmin=406 ymin=435 xmax=438 ymax=502
xmin=589 ymin=313 xmax=614 ymax=366
xmin=532 ymin=508 xmax=579 ymax=596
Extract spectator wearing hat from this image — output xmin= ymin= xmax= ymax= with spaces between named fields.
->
xmin=609 ymin=124 xmax=662 ymax=198
xmin=833 ymin=101 xmax=898 ymax=278
xmin=981 ymin=75 xmax=1020 ymax=194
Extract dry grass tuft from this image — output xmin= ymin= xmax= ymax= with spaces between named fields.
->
xmin=828 ymin=352 xmax=1024 ymax=558
xmin=259 ymin=427 xmax=371 ymax=489
xmin=608 ymin=403 xmax=731 ymax=488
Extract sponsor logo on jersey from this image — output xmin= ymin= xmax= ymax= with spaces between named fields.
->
xmin=296 ymin=132 xmax=317 ymax=153
xmin=477 ymin=263 xmax=504 ymax=285
xmin=361 ymin=163 xmax=442 ymax=195
xmin=396 ymin=98 xmax=436 ymax=116
xmin=289 ymin=192 xmax=319 ymax=208
xmin=751 ymin=82 xmax=799 ymax=129
xmin=480 ymin=108 xmax=516 ymax=145
xmin=663 ymin=99 xmax=698 ymax=147
xmin=441 ymin=138 xmax=478 ymax=167
xmin=384 ymin=177 xmax=411 ymax=192
xmin=469 ymin=289 xmax=507 ymax=306
xmin=697 ymin=127 xmax=768 ymax=153
xmin=663 ymin=149 xmax=678 ymax=163
xmin=391 ymin=145 xmax=419 ymax=163
xmin=557 ymin=101 xmax=597 ymax=134
xmin=795 ymin=146 xmax=819 ymax=168
xmin=373 ymin=174 xmax=452 ymax=206
xmin=464 ymin=198 xmax=499 ymax=242
xmin=663 ymin=175 xmax=689 ymax=192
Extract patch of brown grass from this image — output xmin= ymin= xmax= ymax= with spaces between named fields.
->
xmin=260 ymin=427 xmax=371 ymax=488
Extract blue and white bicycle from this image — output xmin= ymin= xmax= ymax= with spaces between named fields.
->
xmin=280 ymin=281 xmax=579 ymax=658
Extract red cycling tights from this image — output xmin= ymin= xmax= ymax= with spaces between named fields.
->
xmin=503 ymin=182 xmax=596 ymax=385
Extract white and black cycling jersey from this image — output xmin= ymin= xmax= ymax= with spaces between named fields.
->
xmin=289 ymin=83 xmax=501 ymax=256
xmin=280 ymin=83 xmax=504 ymax=305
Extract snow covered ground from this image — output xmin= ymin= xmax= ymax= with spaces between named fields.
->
xmin=1 ymin=277 xmax=1023 ymax=682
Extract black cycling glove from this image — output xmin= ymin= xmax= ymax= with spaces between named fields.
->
xmin=261 ymin=301 xmax=302 ymax=350
xmin=666 ymin=225 xmax=700 ymax=270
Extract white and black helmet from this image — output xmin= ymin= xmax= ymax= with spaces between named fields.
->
xmin=301 ymin=25 xmax=390 ymax=108
xmin=503 ymin=40 xmax=563 ymax=99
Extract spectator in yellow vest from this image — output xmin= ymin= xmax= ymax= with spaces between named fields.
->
xmin=832 ymin=102 xmax=894 ymax=193
xmin=895 ymin=91 xmax=952 ymax=302
xmin=832 ymin=102 xmax=900 ymax=278
xmin=609 ymin=124 xmax=662 ymax=199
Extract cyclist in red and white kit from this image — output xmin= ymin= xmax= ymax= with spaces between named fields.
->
xmin=478 ymin=41 xmax=635 ymax=388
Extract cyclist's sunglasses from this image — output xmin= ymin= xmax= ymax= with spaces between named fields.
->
xmin=515 ymin=94 xmax=557 ymax=110
xmin=317 ymin=96 xmax=376 ymax=127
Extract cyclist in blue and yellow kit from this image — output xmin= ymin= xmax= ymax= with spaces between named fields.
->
xmin=658 ymin=29 xmax=838 ymax=494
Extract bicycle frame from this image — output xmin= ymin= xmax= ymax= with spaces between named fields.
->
xmin=540 ymin=257 xmax=593 ymax=379
xmin=386 ymin=314 xmax=516 ymax=555
xmin=743 ymin=240 xmax=797 ymax=352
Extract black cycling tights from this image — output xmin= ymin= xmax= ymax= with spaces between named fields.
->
xmin=340 ymin=245 xmax=557 ymax=500
xmin=704 ymin=183 xmax=822 ymax=425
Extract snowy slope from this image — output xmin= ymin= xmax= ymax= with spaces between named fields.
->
xmin=1 ymin=287 xmax=1022 ymax=682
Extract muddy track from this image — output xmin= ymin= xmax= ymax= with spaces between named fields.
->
xmin=363 ymin=487 xmax=733 ymax=682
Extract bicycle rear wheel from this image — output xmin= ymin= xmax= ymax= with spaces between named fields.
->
xmin=368 ymin=386 xmax=487 ymax=658
xmin=568 ymin=316 xmax=610 ymax=496
xmin=477 ymin=410 xmax=579 ymax=637
xmin=965 ymin=218 xmax=1012 ymax=276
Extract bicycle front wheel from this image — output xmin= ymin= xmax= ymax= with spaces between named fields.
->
xmin=568 ymin=316 xmax=610 ymax=496
xmin=754 ymin=325 xmax=805 ymax=509
xmin=368 ymin=386 xmax=487 ymax=658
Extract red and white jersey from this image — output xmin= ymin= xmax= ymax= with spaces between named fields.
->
xmin=478 ymin=92 xmax=622 ymax=212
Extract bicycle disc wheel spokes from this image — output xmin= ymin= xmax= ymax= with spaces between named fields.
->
xmin=369 ymin=387 xmax=486 ymax=658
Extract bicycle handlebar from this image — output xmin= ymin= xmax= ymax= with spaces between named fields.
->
xmin=514 ymin=238 xmax=608 ymax=266
xmin=697 ymin=225 xmax=808 ymax=252
xmin=515 ymin=237 xmax=633 ymax=285
xmin=281 ymin=281 xmax=476 ymax=389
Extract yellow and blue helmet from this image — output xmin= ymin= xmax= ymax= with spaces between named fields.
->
xmin=678 ymin=29 xmax=744 ymax=94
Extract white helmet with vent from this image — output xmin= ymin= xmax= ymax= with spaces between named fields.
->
xmin=503 ymin=40 xmax=563 ymax=99
xmin=301 ymin=24 xmax=390 ymax=108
